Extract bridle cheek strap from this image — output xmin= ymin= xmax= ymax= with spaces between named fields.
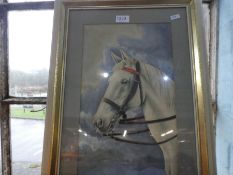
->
xmin=102 ymin=98 xmax=127 ymax=119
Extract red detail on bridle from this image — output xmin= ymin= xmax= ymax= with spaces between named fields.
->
xmin=122 ymin=67 xmax=139 ymax=75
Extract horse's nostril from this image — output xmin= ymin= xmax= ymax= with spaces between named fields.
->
xmin=97 ymin=119 xmax=103 ymax=128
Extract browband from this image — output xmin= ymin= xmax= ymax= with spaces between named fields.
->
xmin=122 ymin=67 xmax=139 ymax=75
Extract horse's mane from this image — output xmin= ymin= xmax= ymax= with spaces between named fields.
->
xmin=139 ymin=60 xmax=175 ymax=109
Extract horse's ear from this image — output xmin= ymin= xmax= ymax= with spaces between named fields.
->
xmin=111 ymin=52 xmax=122 ymax=64
xmin=120 ymin=49 xmax=130 ymax=62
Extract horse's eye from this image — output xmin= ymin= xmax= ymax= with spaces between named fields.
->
xmin=121 ymin=79 xmax=128 ymax=84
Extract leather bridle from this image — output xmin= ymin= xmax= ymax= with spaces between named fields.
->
xmin=102 ymin=61 xmax=177 ymax=145
xmin=103 ymin=61 xmax=142 ymax=120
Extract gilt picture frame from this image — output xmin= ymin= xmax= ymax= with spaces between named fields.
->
xmin=42 ymin=0 xmax=216 ymax=175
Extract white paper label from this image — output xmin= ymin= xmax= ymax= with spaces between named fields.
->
xmin=116 ymin=15 xmax=130 ymax=23
xmin=170 ymin=14 xmax=181 ymax=21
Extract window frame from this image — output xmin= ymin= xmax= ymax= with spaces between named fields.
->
xmin=0 ymin=1 xmax=54 ymax=174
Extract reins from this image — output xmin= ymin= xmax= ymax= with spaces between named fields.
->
xmin=119 ymin=115 xmax=176 ymax=124
xmin=110 ymin=134 xmax=178 ymax=145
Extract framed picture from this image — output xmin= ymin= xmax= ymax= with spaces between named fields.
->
xmin=42 ymin=0 xmax=216 ymax=175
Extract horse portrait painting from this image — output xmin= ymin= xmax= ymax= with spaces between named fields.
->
xmin=78 ymin=23 xmax=177 ymax=175
xmin=93 ymin=50 xmax=178 ymax=175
